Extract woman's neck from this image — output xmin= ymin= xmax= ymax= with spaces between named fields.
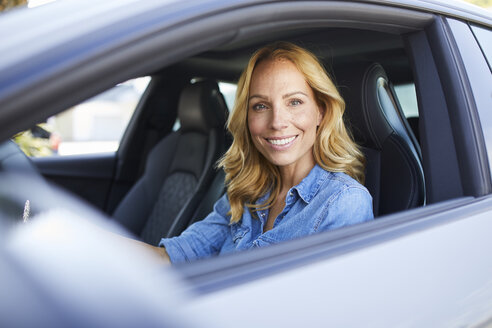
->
xmin=278 ymin=159 xmax=316 ymax=191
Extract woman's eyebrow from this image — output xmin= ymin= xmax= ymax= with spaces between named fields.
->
xmin=249 ymin=94 xmax=268 ymax=101
xmin=249 ymin=91 xmax=307 ymax=101
xmin=283 ymin=91 xmax=308 ymax=99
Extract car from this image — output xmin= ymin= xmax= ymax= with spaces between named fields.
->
xmin=0 ymin=0 xmax=491 ymax=326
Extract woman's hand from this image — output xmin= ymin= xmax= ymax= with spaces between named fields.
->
xmin=131 ymin=238 xmax=171 ymax=262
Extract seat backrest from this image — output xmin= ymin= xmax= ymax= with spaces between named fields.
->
xmin=335 ymin=62 xmax=425 ymax=216
xmin=112 ymin=80 xmax=229 ymax=244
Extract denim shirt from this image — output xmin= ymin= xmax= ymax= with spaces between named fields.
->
xmin=159 ymin=164 xmax=373 ymax=263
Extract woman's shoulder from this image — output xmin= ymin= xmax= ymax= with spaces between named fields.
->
xmin=318 ymin=169 xmax=370 ymax=197
xmin=327 ymin=171 xmax=365 ymax=187
xmin=316 ymin=170 xmax=373 ymax=218
xmin=297 ymin=165 xmax=370 ymax=204
xmin=212 ymin=193 xmax=232 ymax=216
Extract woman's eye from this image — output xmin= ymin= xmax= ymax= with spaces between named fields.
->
xmin=289 ymin=99 xmax=302 ymax=106
xmin=252 ymin=103 xmax=267 ymax=111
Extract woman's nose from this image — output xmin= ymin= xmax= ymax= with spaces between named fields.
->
xmin=270 ymin=106 xmax=288 ymax=130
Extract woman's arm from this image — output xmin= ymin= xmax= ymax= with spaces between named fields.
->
xmin=78 ymin=218 xmax=172 ymax=263
xmin=159 ymin=193 xmax=232 ymax=263
xmin=143 ymin=243 xmax=170 ymax=262
xmin=128 ymin=238 xmax=170 ymax=262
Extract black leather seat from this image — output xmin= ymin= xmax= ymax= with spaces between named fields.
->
xmin=335 ymin=62 xmax=425 ymax=216
xmin=112 ymin=80 xmax=229 ymax=244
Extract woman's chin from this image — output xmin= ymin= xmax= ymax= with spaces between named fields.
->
xmin=263 ymin=154 xmax=296 ymax=167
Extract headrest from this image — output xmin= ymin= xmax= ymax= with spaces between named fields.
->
xmin=177 ymin=80 xmax=228 ymax=134
xmin=335 ymin=62 xmax=414 ymax=151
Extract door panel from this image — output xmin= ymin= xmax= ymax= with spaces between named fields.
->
xmin=33 ymin=153 xmax=116 ymax=211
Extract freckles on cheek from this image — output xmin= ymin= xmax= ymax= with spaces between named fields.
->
xmin=247 ymin=115 xmax=262 ymax=137
xmin=296 ymin=110 xmax=317 ymax=128
xmin=292 ymin=112 xmax=308 ymax=127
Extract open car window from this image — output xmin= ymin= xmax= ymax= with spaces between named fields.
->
xmin=1 ymin=1 xmax=492 ymax=326
xmin=4 ymin=0 xmax=487 ymax=261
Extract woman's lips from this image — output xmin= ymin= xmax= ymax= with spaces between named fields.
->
xmin=266 ymin=135 xmax=297 ymax=149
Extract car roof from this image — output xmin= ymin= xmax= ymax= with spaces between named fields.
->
xmin=0 ymin=0 xmax=490 ymax=53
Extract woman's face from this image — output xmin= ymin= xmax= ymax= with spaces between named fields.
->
xmin=248 ymin=58 xmax=323 ymax=171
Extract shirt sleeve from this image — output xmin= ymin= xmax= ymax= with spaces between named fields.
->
xmin=315 ymin=186 xmax=374 ymax=232
xmin=158 ymin=194 xmax=231 ymax=263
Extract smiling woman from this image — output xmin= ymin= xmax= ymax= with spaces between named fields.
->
xmin=153 ymin=42 xmax=374 ymax=263
xmin=247 ymin=59 xmax=322 ymax=172
xmin=223 ymin=42 xmax=369 ymax=224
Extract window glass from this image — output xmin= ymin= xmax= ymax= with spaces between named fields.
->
xmin=393 ymin=83 xmax=419 ymax=118
xmin=471 ymin=24 xmax=492 ymax=71
xmin=218 ymin=81 xmax=237 ymax=111
xmin=14 ymin=77 xmax=151 ymax=157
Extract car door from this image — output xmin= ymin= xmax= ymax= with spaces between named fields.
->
xmin=1 ymin=0 xmax=492 ymax=326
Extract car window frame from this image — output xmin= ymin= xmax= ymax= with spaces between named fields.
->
xmin=2 ymin=0 xmax=491 ymax=292
xmin=446 ymin=19 xmax=492 ymax=186
xmin=470 ymin=24 xmax=492 ymax=70
xmin=405 ymin=15 xmax=492 ymax=203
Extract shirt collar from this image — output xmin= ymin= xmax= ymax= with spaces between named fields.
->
xmin=256 ymin=164 xmax=330 ymax=205
xmin=292 ymin=164 xmax=330 ymax=203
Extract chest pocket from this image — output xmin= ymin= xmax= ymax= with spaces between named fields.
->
xmin=231 ymin=223 xmax=250 ymax=244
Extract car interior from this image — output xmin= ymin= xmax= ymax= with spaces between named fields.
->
xmin=1 ymin=3 xmax=491 ymax=325
xmin=5 ymin=25 xmax=430 ymax=244
xmin=112 ymin=79 xmax=230 ymax=244
xmin=4 ymin=0 xmax=486 ymax=263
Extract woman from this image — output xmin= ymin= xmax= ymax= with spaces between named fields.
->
xmin=150 ymin=42 xmax=373 ymax=263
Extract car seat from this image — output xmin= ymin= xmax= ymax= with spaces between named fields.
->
xmin=335 ymin=62 xmax=425 ymax=216
xmin=112 ymin=80 xmax=229 ymax=244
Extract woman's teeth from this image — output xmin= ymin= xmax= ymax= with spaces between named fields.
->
xmin=267 ymin=136 xmax=296 ymax=145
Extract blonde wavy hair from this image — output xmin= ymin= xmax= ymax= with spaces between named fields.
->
xmin=218 ymin=41 xmax=365 ymax=223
